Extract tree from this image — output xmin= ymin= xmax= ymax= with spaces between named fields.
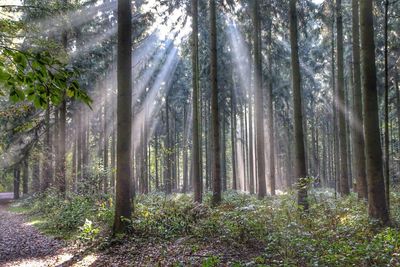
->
xmin=383 ymin=0 xmax=390 ymax=208
xmin=351 ymin=0 xmax=368 ymax=200
xmin=113 ymin=0 xmax=133 ymax=234
xmin=336 ymin=0 xmax=349 ymax=196
xmin=289 ymin=0 xmax=308 ymax=210
xmin=253 ymin=0 xmax=266 ymax=199
xmin=210 ymin=0 xmax=221 ymax=206
xmin=13 ymin=166 xmax=20 ymax=200
xmin=191 ymin=0 xmax=202 ymax=203
xmin=360 ymin=0 xmax=389 ymax=224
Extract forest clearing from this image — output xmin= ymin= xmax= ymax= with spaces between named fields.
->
xmin=0 ymin=0 xmax=400 ymax=266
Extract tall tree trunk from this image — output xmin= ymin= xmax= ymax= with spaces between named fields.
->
xmin=13 ymin=166 xmax=20 ymax=199
xmin=360 ymin=0 xmax=389 ymax=224
xmin=182 ymin=104 xmax=188 ymax=193
xmin=191 ymin=0 xmax=202 ymax=202
xmin=230 ymin=84 xmax=237 ymax=190
xmin=77 ymin=112 xmax=82 ymax=189
xmin=58 ymin=0 xmax=68 ymax=196
xmin=165 ymin=98 xmax=172 ymax=194
xmin=330 ymin=0 xmax=339 ymax=196
xmin=395 ymin=67 xmax=400 ymax=175
xmin=221 ymin=110 xmax=227 ymax=191
xmin=72 ymin=132 xmax=77 ymax=192
xmin=351 ymin=0 xmax=368 ymax=199
xmin=155 ymin=131 xmax=159 ymax=190
xmin=253 ymin=0 xmax=266 ymax=199
xmin=22 ymin=159 xmax=28 ymax=195
xmin=113 ymin=0 xmax=133 ymax=234
xmin=336 ymin=0 xmax=350 ymax=195
xmin=248 ymin=90 xmax=255 ymax=194
xmin=32 ymin=155 xmax=40 ymax=192
xmin=103 ymin=96 xmax=109 ymax=193
xmin=42 ymin=105 xmax=52 ymax=191
xmin=384 ymin=0 xmax=390 ymax=208
xmin=290 ymin=0 xmax=308 ymax=210
xmin=210 ymin=0 xmax=221 ymax=205
xmin=266 ymin=17 xmax=276 ymax=196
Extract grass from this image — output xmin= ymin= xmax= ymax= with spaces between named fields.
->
xmin=8 ymin=188 xmax=400 ymax=266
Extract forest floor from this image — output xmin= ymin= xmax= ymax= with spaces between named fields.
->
xmin=0 ymin=193 xmax=96 ymax=267
xmin=0 ymin=192 xmax=259 ymax=266
xmin=1 ymin=190 xmax=400 ymax=266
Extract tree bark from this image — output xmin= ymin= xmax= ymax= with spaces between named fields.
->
xmin=360 ymin=0 xmax=389 ymax=224
xmin=13 ymin=166 xmax=20 ymax=199
xmin=113 ymin=0 xmax=133 ymax=234
xmin=290 ymin=0 xmax=308 ymax=210
xmin=383 ymin=0 xmax=390 ymax=208
xmin=336 ymin=0 xmax=350 ymax=196
xmin=210 ymin=0 xmax=221 ymax=206
xmin=191 ymin=0 xmax=202 ymax=202
xmin=351 ymin=0 xmax=368 ymax=199
xmin=253 ymin=0 xmax=266 ymax=199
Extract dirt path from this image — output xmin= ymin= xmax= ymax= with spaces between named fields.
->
xmin=0 ymin=193 xmax=96 ymax=267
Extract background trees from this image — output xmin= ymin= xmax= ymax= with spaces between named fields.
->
xmin=0 ymin=0 xmax=398 ymax=227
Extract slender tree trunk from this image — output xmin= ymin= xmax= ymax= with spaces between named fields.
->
xmin=72 ymin=132 xmax=77 ymax=192
xmin=336 ymin=0 xmax=350 ymax=195
xmin=14 ymin=166 xmax=20 ymax=199
xmin=165 ymin=99 xmax=172 ymax=194
xmin=191 ymin=0 xmax=202 ymax=202
xmin=266 ymin=18 xmax=276 ymax=196
xmin=253 ymin=0 xmax=266 ymax=199
xmin=395 ymin=67 xmax=400 ymax=175
xmin=58 ymin=0 xmax=68 ymax=196
xmin=384 ymin=0 xmax=390 ymax=208
xmin=222 ymin=111 xmax=227 ymax=191
xmin=210 ymin=0 xmax=221 ymax=205
xmin=113 ymin=0 xmax=133 ymax=234
xmin=360 ymin=0 xmax=389 ymax=224
xmin=351 ymin=0 xmax=368 ymax=199
xmin=290 ymin=0 xmax=308 ymax=210
xmin=104 ymin=96 xmax=109 ymax=193
xmin=32 ymin=155 xmax=40 ymax=192
xmin=183 ymin=104 xmax=188 ymax=193
xmin=42 ymin=105 xmax=52 ymax=191
xmin=155 ymin=131 xmax=159 ymax=190
xmin=22 ymin=159 xmax=28 ymax=195
xmin=230 ymin=84 xmax=237 ymax=191
xmin=248 ymin=89 xmax=254 ymax=193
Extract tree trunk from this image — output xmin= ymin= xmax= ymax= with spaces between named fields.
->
xmin=22 ymin=159 xmax=28 ymax=195
xmin=13 ymin=166 xmax=20 ymax=199
xmin=103 ymin=96 xmax=109 ymax=193
xmin=42 ymin=105 xmax=52 ymax=191
xmin=230 ymin=84 xmax=237 ymax=190
xmin=384 ymin=0 xmax=390 ymax=208
xmin=290 ymin=0 xmax=308 ymax=210
xmin=351 ymin=0 xmax=368 ymax=199
xmin=210 ymin=0 xmax=221 ymax=206
xmin=191 ymin=0 xmax=202 ymax=202
xmin=253 ymin=0 xmax=266 ymax=199
xmin=32 ymin=156 xmax=40 ymax=192
xmin=266 ymin=17 xmax=276 ymax=196
xmin=336 ymin=0 xmax=350 ymax=196
xmin=360 ymin=0 xmax=389 ymax=224
xmin=113 ymin=0 xmax=133 ymax=234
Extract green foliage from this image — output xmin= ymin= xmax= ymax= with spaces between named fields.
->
xmin=11 ymin=189 xmax=400 ymax=266
xmin=11 ymin=189 xmax=111 ymax=238
xmin=0 ymin=47 xmax=92 ymax=108
xmin=78 ymin=219 xmax=100 ymax=244
xmin=201 ymin=256 xmax=221 ymax=267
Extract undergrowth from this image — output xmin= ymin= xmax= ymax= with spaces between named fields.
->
xmin=10 ymin=188 xmax=400 ymax=266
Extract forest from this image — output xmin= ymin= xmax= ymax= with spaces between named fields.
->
xmin=0 ymin=0 xmax=400 ymax=266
